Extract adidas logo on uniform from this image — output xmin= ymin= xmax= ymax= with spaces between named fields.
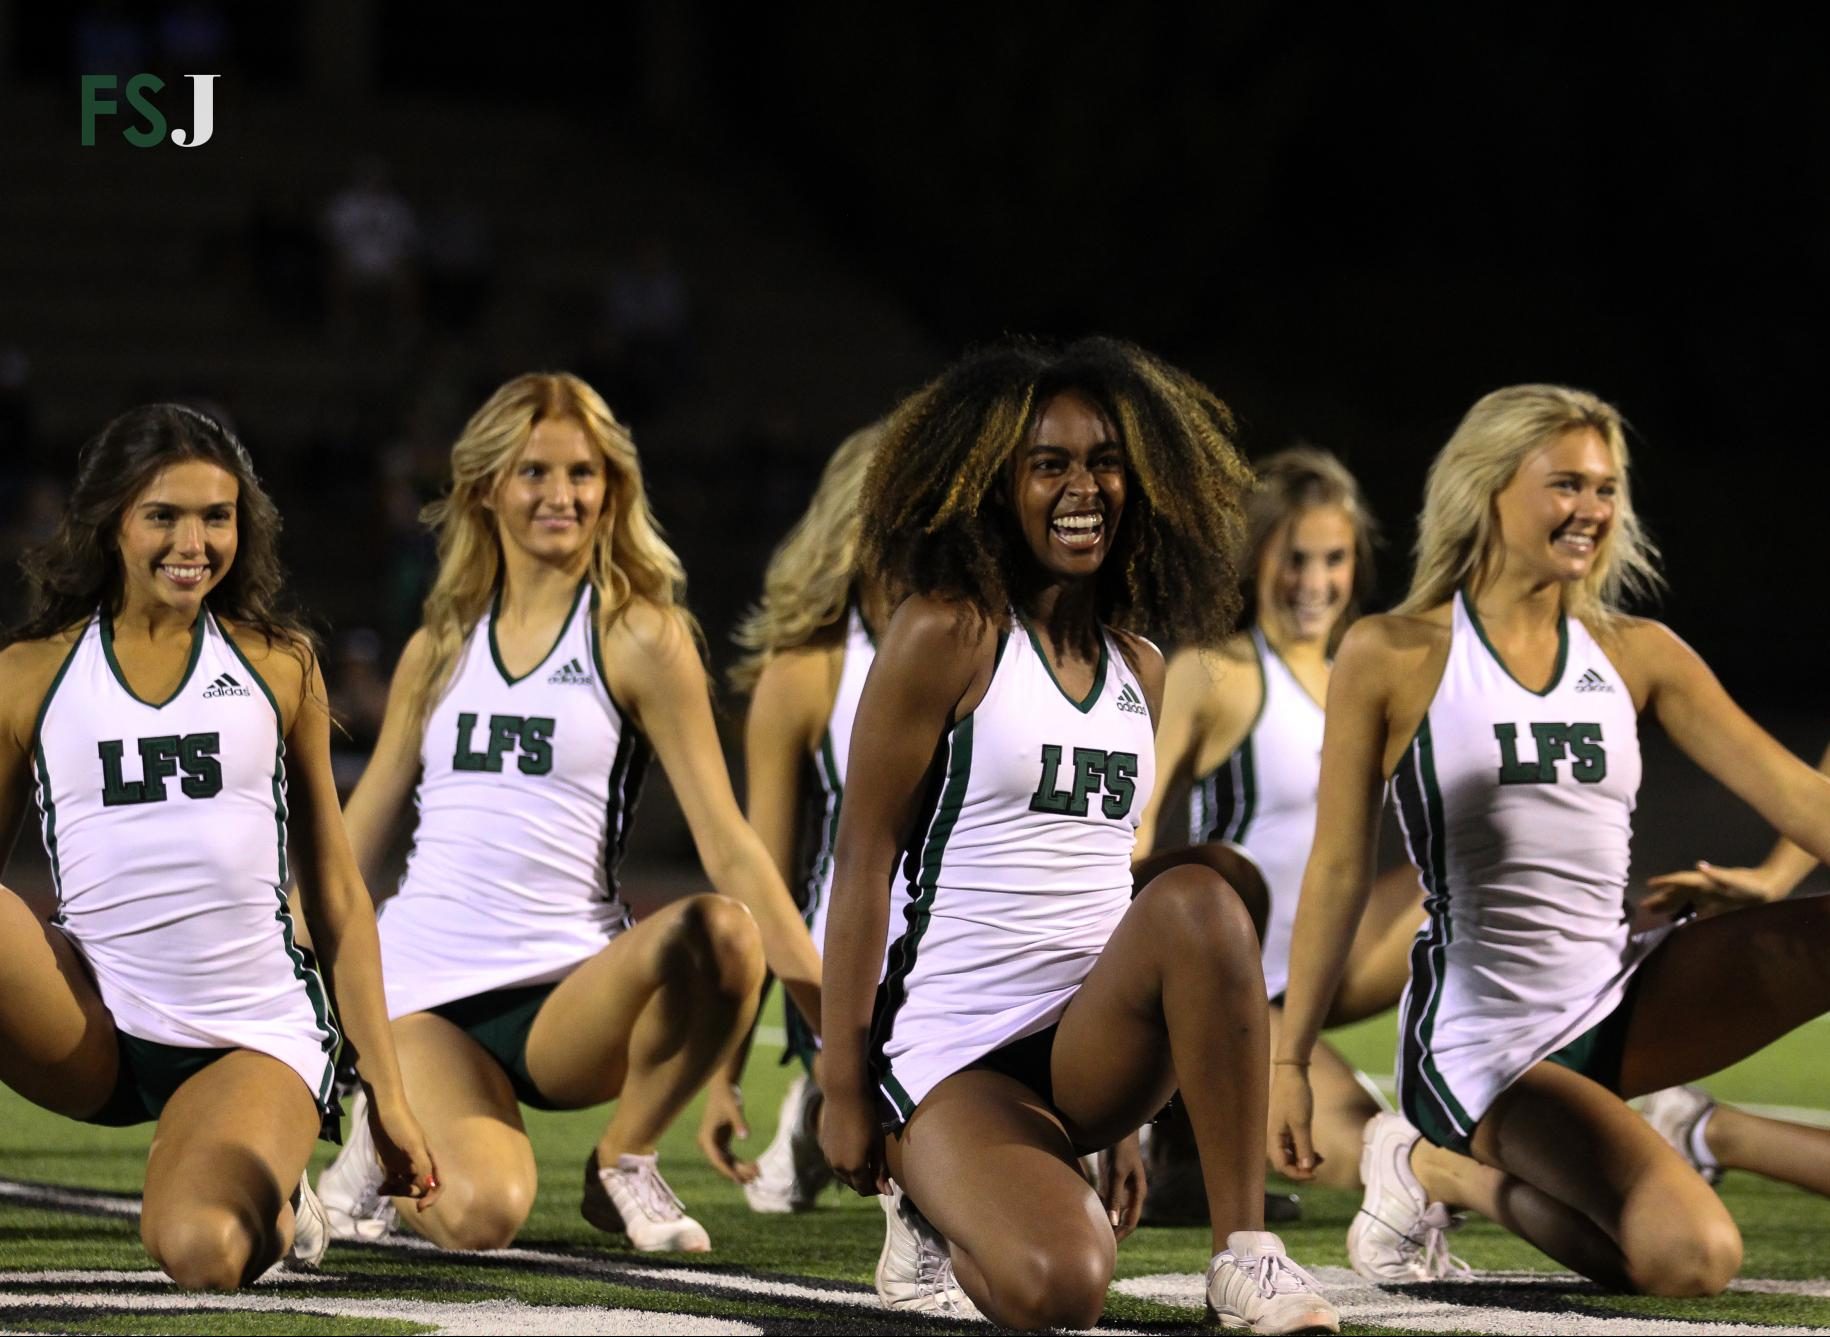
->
xmin=547 ymin=657 xmax=594 ymax=686
xmin=1115 ymin=682 xmax=1149 ymax=715
xmin=201 ymin=671 xmax=251 ymax=699
xmin=1574 ymin=668 xmax=1614 ymax=693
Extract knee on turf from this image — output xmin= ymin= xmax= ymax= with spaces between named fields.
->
xmin=1627 ymin=1211 xmax=1742 ymax=1297
xmin=1135 ymin=865 xmax=1258 ymax=959
xmin=143 ymin=1206 xmax=262 ymax=1290
xmin=676 ymin=893 xmax=764 ymax=996
xmin=988 ymin=1232 xmax=1114 ymax=1331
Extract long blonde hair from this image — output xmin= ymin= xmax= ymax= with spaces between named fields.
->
xmin=406 ymin=372 xmax=694 ymax=729
xmin=1241 ymin=445 xmax=1378 ymax=654
xmin=728 ymin=421 xmax=885 ymax=695
xmin=1398 ymin=383 xmax=1662 ymax=630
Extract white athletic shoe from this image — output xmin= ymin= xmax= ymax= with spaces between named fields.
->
xmin=874 ymin=1183 xmax=981 ymax=1319
xmin=743 ymin=1072 xmax=833 ymax=1214
xmin=583 ymin=1150 xmax=711 ymax=1252
xmin=283 ymin=1175 xmax=330 ymax=1271
xmin=1347 ymin=1112 xmax=1467 ymax=1283
xmin=317 ymin=1088 xmax=399 ymax=1241
xmin=1204 ymin=1231 xmax=1338 ymax=1333
xmin=1636 ymin=1085 xmax=1724 ymax=1186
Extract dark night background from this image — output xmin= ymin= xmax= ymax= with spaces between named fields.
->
xmin=0 ymin=2 xmax=1823 ymax=881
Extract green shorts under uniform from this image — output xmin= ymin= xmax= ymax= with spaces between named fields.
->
xmin=84 ymin=1033 xmax=342 ymax=1142
xmin=428 ymin=982 xmax=562 ymax=1110
xmin=84 ymin=1032 xmax=233 ymax=1127
xmin=1415 ymin=969 xmax=1644 ymax=1156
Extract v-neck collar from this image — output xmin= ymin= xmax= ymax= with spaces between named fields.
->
xmin=100 ymin=609 xmax=206 ymax=709
xmin=1460 ymin=588 xmax=1568 ymax=697
xmin=489 ymin=580 xmax=587 ymax=685
xmin=1023 ymin=618 xmax=1108 ymax=714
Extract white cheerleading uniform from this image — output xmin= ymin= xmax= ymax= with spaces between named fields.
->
xmin=1186 ymin=628 xmax=1325 ymax=999
xmin=1392 ymin=591 xmax=1651 ymax=1149
xmin=31 ymin=611 xmax=339 ymax=1110
xmin=805 ymin=606 xmax=874 ymax=956
xmin=870 ymin=621 xmax=1155 ymax=1120
xmin=378 ymin=583 xmax=648 ymax=1018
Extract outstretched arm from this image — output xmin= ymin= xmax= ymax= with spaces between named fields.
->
xmin=1633 ymin=624 xmax=1830 ymax=912
xmin=1268 ymin=620 xmax=1392 ymax=1179
xmin=606 ymin=602 xmax=823 ymax=1030
xmin=819 ymin=598 xmax=990 ymax=1196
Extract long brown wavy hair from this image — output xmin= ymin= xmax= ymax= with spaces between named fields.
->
xmin=859 ymin=337 xmax=1254 ymax=656
xmin=5 ymin=403 xmax=313 ymax=661
xmin=403 ymin=372 xmax=695 ymax=731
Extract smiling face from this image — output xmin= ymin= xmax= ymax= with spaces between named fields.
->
xmin=1008 ymin=389 xmax=1127 ymax=583
xmin=490 ymin=416 xmax=610 ymax=569
xmin=1491 ymin=426 xmax=1618 ymax=586
xmin=115 ymin=459 xmax=239 ymax=618
xmin=1257 ymin=502 xmax=1356 ymax=646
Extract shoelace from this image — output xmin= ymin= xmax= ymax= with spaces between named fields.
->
xmin=1247 ymin=1251 xmax=1323 ymax=1299
xmin=1413 ymin=1203 xmax=1472 ymax=1280
xmin=617 ymin=1162 xmax=687 ymax=1222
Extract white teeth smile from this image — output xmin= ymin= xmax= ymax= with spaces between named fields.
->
xmin=1555 ymin=532 xmax=1596 ymax=553
xmin=161 ymin=564 xmax=207 ymax=582
xmin=1051 ymin=513 xmax=1102 ymax=548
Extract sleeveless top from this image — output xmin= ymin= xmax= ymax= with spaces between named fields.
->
xmin=32 ymin=610 xmax=338 ymax=1110
xmin=378 ymin=582 xmax=649 ymax=1017
xmin=1393 ymin=590 xmax=1649 ymax=1140
xmin=804 ymin=605 xmax=875 ymax=956
xmin=870 ymin=619 xmax=1156 ymax=1119
xmin=1186 ymin=628 xmax=1326 ymax=998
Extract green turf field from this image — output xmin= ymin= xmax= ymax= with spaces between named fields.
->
xmin=3 ymin=997 xmax=1826 ymax=1334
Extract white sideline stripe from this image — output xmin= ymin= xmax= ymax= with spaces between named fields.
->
xmin=754 ymin=1024 xmax=787 ymax=1046
xmin=1361 ymin=1075 xmax=1830 ymax=1128
xmin=0 ymin=1293 xmax=759 ymax=1335
xmin=1113 ymin=1268 xmax=1830 ymax=1335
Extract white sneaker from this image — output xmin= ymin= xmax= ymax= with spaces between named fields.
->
xmin=317 ymin=1089 xmax=399 ymax=1241
xmin=874 ymin=1183 xmax=981 ymax=1319
xmin=744 ymin=1072 xmax=833 ymax=1214
xmin=283 ymin=1175 xmax=330 ymax=1271
xmin=1347 ymin=1112 xmax=1465 ymax=1283
xmin=583 ymin=1150 xmax=711 ymax=1252
xmin=1204 ymin=1231 xmax=1338 ymax=1333
xmin=1636 ymin=1086 xmax=1723 ymax=1186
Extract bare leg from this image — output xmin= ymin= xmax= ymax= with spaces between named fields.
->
xmin=526 ymin=894 xmax=764 ymax=1161
xmin=1470 ymin=1062 xmax=1742 ymax=1295
xmin=0 ymin=884 xmax=118 ymax=1116
xmin=1132 ymin=842 xmax=1270 ymax=945
xmin=389 ymin=1012 xmax=538 ymax=1251
xmin=1702 ymin=1105 xmax=1830 ymax=1195
xmin=1054 ymin=864 xmax=1270 ymax=1250
xmin=887 ymin=1070 xmax=1114 ymax=1331
xmin=139 ymin=1051 xmax=320 ymax=1288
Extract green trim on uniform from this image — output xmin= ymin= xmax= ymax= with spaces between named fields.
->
xmin=1393 ymin=717 xmax=1477 ymax=1149
xmin=490 ymin=579 xmax=588 ymax=686
xmin=1459 ymin=588 xmax=1568 ymax=697
xmin=28 ymin=625 xmax=87 ymax=906
xmin=589 ymin=586 xmax=648 ymax=904
xmin=215 ymin=618 xmax=340 ymax=1104
xmin=1022 ymin=620 xmax=1107 ymax=714
xmin=216 ymin=615 xmax=283 ymax=722
xmin=99 ymin=609 xmax=205 ymax=708
xmin=869 ymin=714 xmax=976 ymax=1120
xmin=805 ymin=729 xmax=842 ymax=925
